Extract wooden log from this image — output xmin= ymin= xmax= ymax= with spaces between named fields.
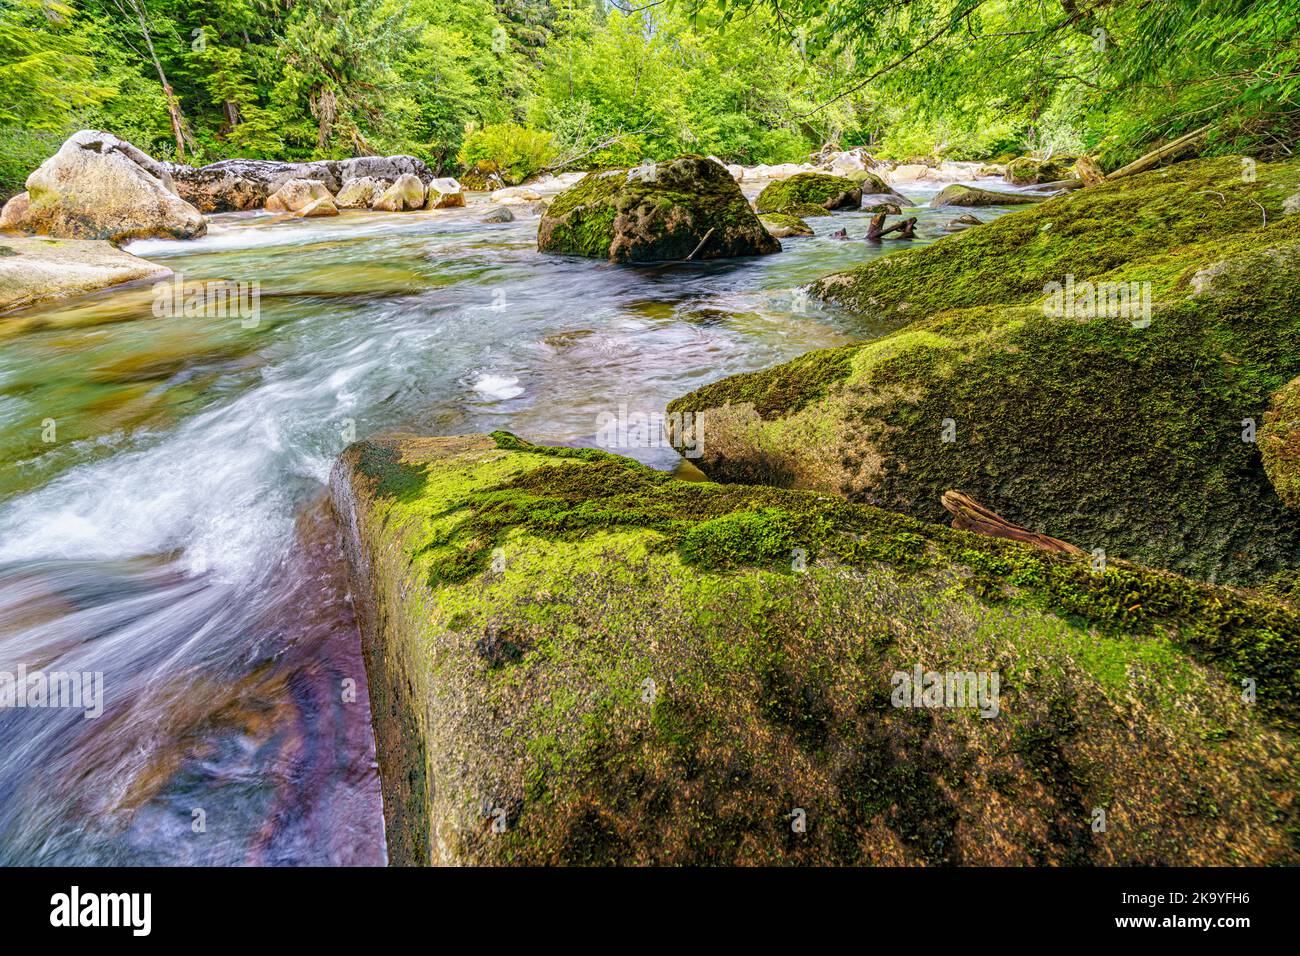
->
xmin=940 ymin=490 xmax=1084 ymax=555
xmin=866 ymin=213 xmax=917 ymax=241
xmin=1105 ymin=124 xmax=1212 ymax=181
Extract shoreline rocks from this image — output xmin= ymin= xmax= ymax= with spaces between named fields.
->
xmin=166 ymin=154 xmax=435 ymax=212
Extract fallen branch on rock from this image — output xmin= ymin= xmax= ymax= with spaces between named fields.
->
xmin=940 ymin=490 xmax=1083 ymax=555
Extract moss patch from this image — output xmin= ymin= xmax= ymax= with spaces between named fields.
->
xmin=755 ymin=173 xmax=862 ymax=214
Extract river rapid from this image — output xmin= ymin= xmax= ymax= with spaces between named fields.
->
xmin=0 ymin=177 xmax=1018 ymax=864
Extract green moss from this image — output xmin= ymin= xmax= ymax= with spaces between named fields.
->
xmin=785 ymin=202 xmax=833 ymax=218
xmin=816 ymin=157 xmax=1300 ymax=319
xmin=668 ymin=342 xmax=860 ymax=420
xmin=340 ymin=432 xmax=1300 ymax=865
xmin=757 ymin=212 xmax=814 ymax=237
xmin=404 ymin=433 xmax=1300 ymax=726
xmin=755 ymin=173 xmax=862 ymax=214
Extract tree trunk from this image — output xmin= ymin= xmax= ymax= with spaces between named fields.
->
xmin=1106 ymin=125 xmax=1213 ymax=181
xmin=123 ymin=0 xmax=189 ymax=161
xmin=866 ymin=213 xmax=917 ymax=241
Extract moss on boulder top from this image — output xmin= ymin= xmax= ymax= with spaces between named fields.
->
xmin=331 ymin=431 xmax=1299 ymax=866
xmin=536 ymin=155 xmax=778 ymax=262
xmin=755 ymin=173 xmax=862 ymax=214
xmin=929 ymin=184 xmax=1046 ymax=208
xmin=758 ymin=212 xmax=814 ymax=238
xmin=668 ymin=157 xmax=1300 ymax=584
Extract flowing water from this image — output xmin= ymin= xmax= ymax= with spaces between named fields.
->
xmin=0 ymin=177 xmax=1020 ymax=864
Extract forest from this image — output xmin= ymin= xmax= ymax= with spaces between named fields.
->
xmin=2 ymin=0 xmax=1298 ymax=201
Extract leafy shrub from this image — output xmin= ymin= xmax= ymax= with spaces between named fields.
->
xmin=457 ymin=123 xmax=555 ymax=185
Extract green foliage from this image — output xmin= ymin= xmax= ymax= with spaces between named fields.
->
xmin=457 ymin=122 xmax=554 ymax=184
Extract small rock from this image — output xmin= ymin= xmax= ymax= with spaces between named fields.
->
xmin=481 ymin=205 xmax=515 ymax=223
xmin=425 ymin=177 xmax=466 ymax=209
xmin=335 ymin=176 xmax=389 ymax=208
xmin=371 ymin=174 xmax=426 ymax=212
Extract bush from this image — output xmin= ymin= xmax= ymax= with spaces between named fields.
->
xmin=457 ymin=123 xmax=555 ymax=185
xmin=0 ymin=126 xmax=65 ymax=204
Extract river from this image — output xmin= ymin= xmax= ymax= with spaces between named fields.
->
xmin=0 ymin=176 xmax=1017 ymax=864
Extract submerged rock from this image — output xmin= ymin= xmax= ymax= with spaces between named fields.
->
xmin=759 ymin=213 xmax=814 ymax=238
xmin=165 ymin=154 xmax=434 ymax=212
xmin=480 ymin=205 xmax=515 ymax=223
xmin=537 ymin=155 xmax=778 ymax=262
xmin=330 ymin=430 xmax=1300 ymax=865
xmin=930 ymin=184 xmax=1045 ymax=207
xmin=755 ymin=173 xmax=862 ymax=214
xmin=15 ymin=130 xmax=206 ymax=242
xmin=668 ymin=157 xmax=1300 ymax=583
xmin=265 ymin=178 xmax=332 ymax=213
xmin=0 ymin=236 xmax=171 ymax=313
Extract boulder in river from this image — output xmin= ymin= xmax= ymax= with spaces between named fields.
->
xmin=335 ymin=176 xmax=389 ymax=208
xmin=265 ymin=178 xmax=333 ymax=213
xmin=329 ymin=430 xmax=1300 ymax=865
xmin=15 ymin=130 xmax=206 ymax=242
xmin=0 ymin=235 xmax=171 ymax=314
xmin=929 ymin=184 xmax=1045 ymax=207
xmin=758 ymin=213 xmax=814 ymax=238
xmin=755 ymin=173 xmax=862 ymax=214
xmin=424 ymin=177 xmax=466 ymax=209
xmin=480 ymin=205 xmax=515 ymax=223
xmin=372 ymin=174 xmax=426 ymax=212
xmin=165 ymin=154 xmax=434 ymax=213
xmin=537 ymin=155 xmax=779 ymax=262
xmin=668 ymin=156 xmax=1300 ymax=583
xmin=1005 ymin=155 xmax=1079 ymax=185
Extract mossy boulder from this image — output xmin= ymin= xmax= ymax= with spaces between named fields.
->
xmin=536 ymin=155 xmax=778 ymax=262
xmin=668 ymin=157 xmax=1300 ymax=584
xmin=1006 ymin=155 xmax=1079 ymax=185
xmin=1261 ymin=375 xmax=1300 ymax=509
xmin=331 ymin=431 xmax=1300 ymax=865
xmin=755 ymin=173 xmax=862 ymax=214
xmin=759 ymin=213 xmax=814 ymax=238
xmin=930 ymin=184 xmax=1046 ymax=207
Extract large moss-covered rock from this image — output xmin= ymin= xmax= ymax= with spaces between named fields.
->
xmin=16 ymin=130 xmax=206 ymax=242
xmin=537 ymin=155 xmax=779 ymax=262
xmin=668 ymin=157 xmax=1300 ymax=583
xmin=331 ymin=431 xmax=1299 ymax=866
xmin=755 ymin=172 xmax=862 ymax=214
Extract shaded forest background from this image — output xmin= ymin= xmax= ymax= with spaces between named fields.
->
xmin=1 ymin=0 xmax=1297 ymax=200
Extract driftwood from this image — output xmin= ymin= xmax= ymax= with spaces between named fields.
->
xmin=940 ymin=490 xmax=1083 ymax=555
xmin=866 ymin=212 xmax=917 ymax=241
xmin=1106 ymin=124 xmax=1212 ymax=181
xmin=686 ymin=228 xmax=715 ymax=260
